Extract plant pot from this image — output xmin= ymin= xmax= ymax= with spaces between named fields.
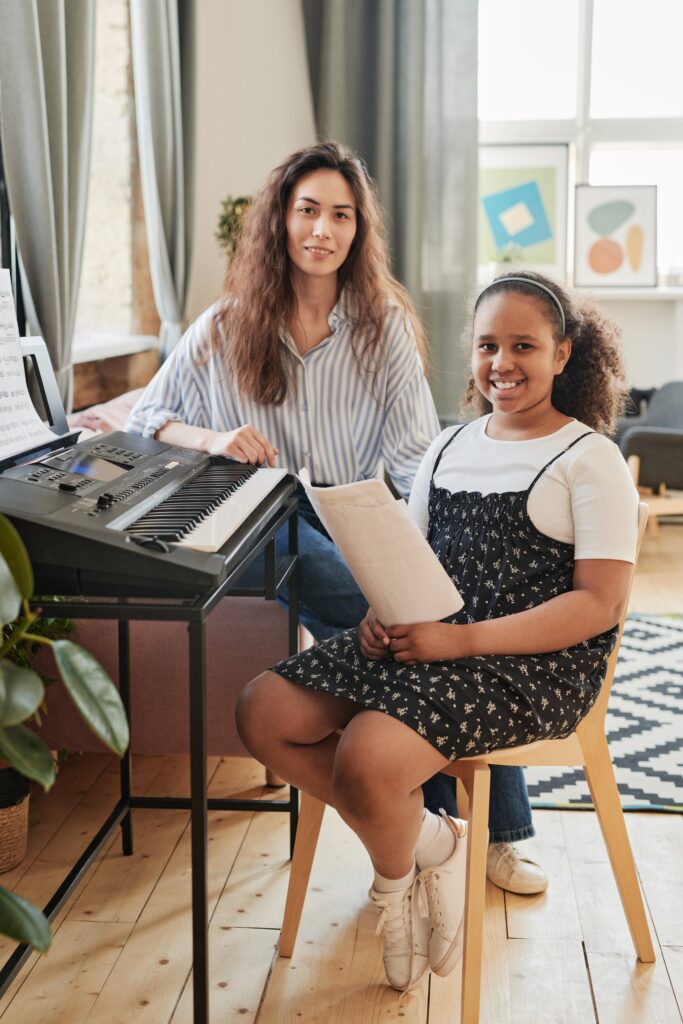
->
xmin=0 ymin=766 xmax=30 ymax=873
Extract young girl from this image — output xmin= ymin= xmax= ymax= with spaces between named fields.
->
xmin=127 ymin=142 xmax=542 ymax=872
xmin=235 ymin=271 xmax=639 ymax=992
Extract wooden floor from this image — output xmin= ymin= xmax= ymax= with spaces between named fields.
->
xmin=1 ymin=524 xmax=682 ymax=1024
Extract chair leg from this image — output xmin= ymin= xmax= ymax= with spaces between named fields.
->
xmin=459 ymin=764 xmax=491 ymax=1024
xmin=582 ymin=736 xmax=656 ymax=963
xmin=279 ymin=791 xmax=325 ymax=957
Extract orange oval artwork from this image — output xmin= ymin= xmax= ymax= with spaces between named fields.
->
xmin=588 ymin=238 xmax=623 ymax=274
xmin=626 ymin=225 xmax=644 ymax=270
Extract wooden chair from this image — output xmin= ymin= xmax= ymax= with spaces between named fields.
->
xmin=278 ymin=503 xmax=654 ymax=1022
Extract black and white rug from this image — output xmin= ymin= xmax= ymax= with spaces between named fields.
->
xmin=527 ymin=614 xmax=683 ymax=812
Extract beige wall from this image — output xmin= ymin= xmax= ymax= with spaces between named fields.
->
xmin=186 ymin=0 xmax=316 ymax=322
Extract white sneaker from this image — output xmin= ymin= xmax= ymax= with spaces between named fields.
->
xmin=369 ymin=874 xmax=430 ymax=992
xmin=415 ymin=813 xmax=468 ymax=977
xmin=486 ymin=842 xmax=548 ymax=895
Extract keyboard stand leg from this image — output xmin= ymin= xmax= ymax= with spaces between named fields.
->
xmin=189 ymin=617 xmax=209 ymax=1024
xmin=118 ymin=619 xmax=133 ymax=856
xmin=288 ymin=502 xmax=299 ymax=857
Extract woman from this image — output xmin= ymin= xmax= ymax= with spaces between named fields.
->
xmin=126 ymin=141 xmax=545 ymax=895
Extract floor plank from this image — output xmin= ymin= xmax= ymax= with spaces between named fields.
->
xmin=588 ymin=951 xmax=682 ymax=1024
xmin=506 ymin=938 xmax=595 ymax=1024
xmin=625 ymin=815 xmax=683 ymax=948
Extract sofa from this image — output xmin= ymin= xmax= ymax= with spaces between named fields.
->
xmin=616 ymin=381 xmax=683 ymax=492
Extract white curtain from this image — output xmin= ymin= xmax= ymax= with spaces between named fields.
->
xmin=130 ymin=0 xmax=194 ymax=361
xmin=0 ymin=0 xmax=96 ymax=408
xmin=304 ymin=0 xmax=479 ymax=419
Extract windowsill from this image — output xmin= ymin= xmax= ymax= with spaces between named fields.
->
xmin=574 ymin=286 xmax=683 ymax=301
xmin=72 ymin=333 xmax=158 ymax=364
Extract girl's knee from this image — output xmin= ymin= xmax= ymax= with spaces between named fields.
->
xmin=235 ymin=671 xmax=280 ymax=752
xmin=332 ymin=741 xmax=395 ymax=819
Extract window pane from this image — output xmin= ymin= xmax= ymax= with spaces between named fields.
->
xmin=591 ymin=0 xmax=683 ymax=117
xmin=589 ymin=146 xmax=683 ymax=274
xmin=478 ymin=0 xmax=578 ymax=120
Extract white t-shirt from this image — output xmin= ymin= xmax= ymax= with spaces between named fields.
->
xmin=408 ymin=416 xmax=639 ymax=562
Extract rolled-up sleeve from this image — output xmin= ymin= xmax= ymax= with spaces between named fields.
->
xmin=125 ymin=309 xmax=214 ymax=437
xmin=380 ymin=312 xmax=440 ymax=497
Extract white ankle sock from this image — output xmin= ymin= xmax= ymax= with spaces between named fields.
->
xmin=372 ymin=863 xmax=416 ymax=894
xmin=415 ymin=810 xmax=457 ymax=870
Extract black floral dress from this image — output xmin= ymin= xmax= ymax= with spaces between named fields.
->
xmin=272 ymin=426 xmax=618 ymax=761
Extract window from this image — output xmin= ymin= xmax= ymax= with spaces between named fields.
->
xmin=74 ymin=0 xmax=158 ymax=361
xmin=478 ymin=0 xmax=683 ymax=282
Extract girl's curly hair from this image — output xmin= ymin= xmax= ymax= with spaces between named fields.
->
xmin=210 ymin=141 xmax=427 ymax=405
xmin=462 ymin=270 xmax=629 ymax=434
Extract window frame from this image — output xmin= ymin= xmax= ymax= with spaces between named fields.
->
xmin=478 ymin=0 xmax=683 ymax=281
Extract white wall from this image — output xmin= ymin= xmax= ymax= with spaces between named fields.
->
xmin=185 ymin=0 xmax=316 ymax=322
xmin=583 ymin=293 xmax=683 ymax=388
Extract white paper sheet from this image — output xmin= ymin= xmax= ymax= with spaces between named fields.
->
xmin=298 ymin=469 xmax=464 ymax=626
xmin=0 ymin=270 xmax=57 ymax=462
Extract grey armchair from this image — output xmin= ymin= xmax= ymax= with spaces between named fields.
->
xmin=617 ymin=381 xmax=683 ymax=491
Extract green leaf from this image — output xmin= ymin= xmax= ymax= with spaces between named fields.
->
xmin=0 ymin=724 xmax=55 ymax=789
xmin=53 ymin=641 xmax=129 ymax=757
xmin=0 ymin=552 xmax=22 ymax=626
xmin=0 ymin=516 xmax=33 ymax=599
xmin=0 ymin=887 xmax=51 ymax=952
xmin=0 ymin=662 xmax=45 ymax=726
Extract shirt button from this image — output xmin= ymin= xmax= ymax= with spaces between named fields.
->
xmin=303 ymin=450 xmax=311 ymax=458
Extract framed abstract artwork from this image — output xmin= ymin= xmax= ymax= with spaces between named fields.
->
xmin=574 ymin=185 xmax=657 ymax=287
xmin=478 ymin=144 xmax=569 ymax=282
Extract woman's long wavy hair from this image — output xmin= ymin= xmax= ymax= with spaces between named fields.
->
xmin=210 ymin=142 xmax=427 ymax=405
xmin=462 ymin=270 xmax=629 ymax=434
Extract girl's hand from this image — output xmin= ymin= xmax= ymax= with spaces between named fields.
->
xmin=386 ymin=622 xmax=466 ymax=663
xmin=208 ymin=425 xmax=279 ymax=466
xmin=359 ymin=608 xmax=391 ymax=660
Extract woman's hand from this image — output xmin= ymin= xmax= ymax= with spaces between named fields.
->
xmin=386 ymin=622 xmax=467 ymax=663
xmin=359 ymin=608 xmax=392 ymax=660
xmin=208 ymin=425 xmax=279 ymax=466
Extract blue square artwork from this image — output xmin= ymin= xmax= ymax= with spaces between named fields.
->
xmin=482 ymin=180 xmax=552 ymax=250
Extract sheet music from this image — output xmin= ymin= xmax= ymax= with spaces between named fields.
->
xmin=0 ymin=269 xmax=57 ymax=462
xmin=298 ymin=469 xmax=464 ymax=626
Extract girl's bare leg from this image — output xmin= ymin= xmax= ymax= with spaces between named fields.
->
xmin=330 ymin=710 xmax=450 ymax=878
xmin=235 ymin=670 xmax=359 ymax=805
xmin=236 ymin=673 xmax=450 ymax=880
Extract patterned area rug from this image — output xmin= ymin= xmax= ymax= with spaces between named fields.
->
xmin=527 ymin=614 xmax=683 ymax=812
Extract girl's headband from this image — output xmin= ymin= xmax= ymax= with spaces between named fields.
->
xmin=475 ymin=276 xmax=566 ymax=336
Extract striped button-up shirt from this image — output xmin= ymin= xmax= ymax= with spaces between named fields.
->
xmin=126 ymin=293 xmax=440 ymax=497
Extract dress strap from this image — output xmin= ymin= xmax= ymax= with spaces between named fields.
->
xmin=526 ymin=431 xmax=594 ymax=495
xmin=431 ymin=423 xmax=469 ymax=480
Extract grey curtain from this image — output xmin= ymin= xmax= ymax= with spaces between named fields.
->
xmin=303 ymin=0 xmax=478 ymax=419
xmin=0 ymin=0 xmax=96 ymax=409
xmin=130 ymin=0 xmax=194 ymax=361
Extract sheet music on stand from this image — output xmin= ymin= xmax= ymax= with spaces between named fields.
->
xmin=0 ymin=269 xmax=63 ymax=464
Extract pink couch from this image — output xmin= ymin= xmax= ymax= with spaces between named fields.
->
xmin=36 ymin=393 xmax=291 ymax=757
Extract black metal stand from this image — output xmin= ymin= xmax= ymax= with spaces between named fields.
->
xmin=0 ymin=494 xmax=299 ymax=1024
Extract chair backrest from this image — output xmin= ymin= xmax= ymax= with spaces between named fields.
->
xmin=584 ymin=502 xmax=649 ymax=725
xmin=645 ymin=381 xmax=683 ymax=428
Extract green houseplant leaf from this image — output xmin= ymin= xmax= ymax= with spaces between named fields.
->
xmin=0 ymin=887 xmax=51 ymax=952
xmin=0 ymin=516 xmax=34 ymax=600
xmin=0 ymin=723 xmax=55 ymax=788
xmin=53 ymin=641 xmax=129 ymax=756
xmin=0 ymin=551 xmax=22 ymax=626
xmin=0 ymin=662 xmax=45 ymax=726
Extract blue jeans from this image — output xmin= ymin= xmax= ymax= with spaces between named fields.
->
xmin=244 ymin=491 xmax=534 ymax=843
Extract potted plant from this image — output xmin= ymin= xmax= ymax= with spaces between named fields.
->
xmin=215 ymin=195 xmax=252 ymax=260
xmin=0 ymin=515 xmax=129 ymax=953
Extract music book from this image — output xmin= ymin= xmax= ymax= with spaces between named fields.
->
xmin=298 ymin=468 xmax=463 ymax=626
